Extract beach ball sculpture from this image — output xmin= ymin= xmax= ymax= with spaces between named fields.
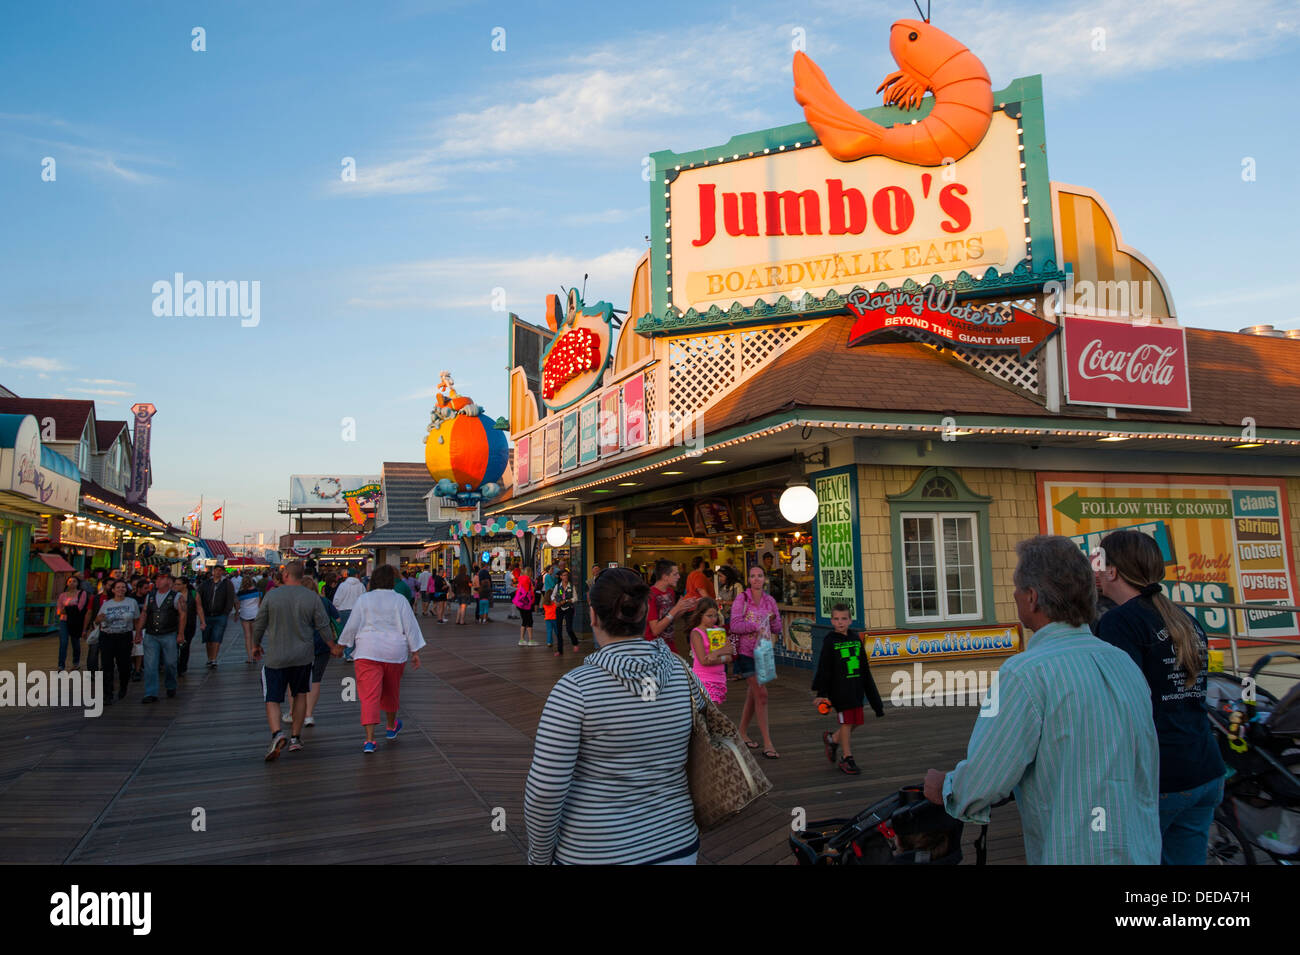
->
xmin=424 ymin=370 xmax=509 ymax=507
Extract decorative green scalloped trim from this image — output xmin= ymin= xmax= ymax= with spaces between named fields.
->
xmin=644 ymin=75 xmax=1055 ymax=337
xmin=634 ymin=259 xmax=1066 ymax=335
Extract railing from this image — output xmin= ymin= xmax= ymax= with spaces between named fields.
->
xmin=1174 ymin=600 xmax=1300 ymax=681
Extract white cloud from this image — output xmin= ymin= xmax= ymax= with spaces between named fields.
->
xmin=325 ymin=19 xmax=786 ymax=197
xmin=69 ymin=387 xmax=132 ymax=397
xmin=79 ymin=378 xmax=134 ymax=387
xmin=815 ymin=0 xmax=1299 ymax=92
xmin=0 ymin=356 xmax=69 ymax=372
xmin=345 ymin=246 xmax=645 ymax=315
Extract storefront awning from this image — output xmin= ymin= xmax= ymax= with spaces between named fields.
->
xmin=37 ymin=552 xmax=76 ymax=573
xmin=199 ymin=538 xmax=235 ymax=559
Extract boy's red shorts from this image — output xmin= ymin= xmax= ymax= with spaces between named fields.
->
xmin=837 ymin=706 xmax=864 ymax=726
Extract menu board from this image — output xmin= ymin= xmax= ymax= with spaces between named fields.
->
xmin=1041 ymin=474 xmax=1298 ymax=637
xmin=812 ymin=466 xmax=863 ymax=628
xmin=745 ymin=489 xmax=784 ymax=531
xmin=695 ymin=498 xmax=735 ymax=535
xmin=579 ymin=399 xmax=599 ymax=464
xmin=561 ymin=411 xmax=579 ymax=471
xmin=544 ymin=421 xmax=561 ymax=478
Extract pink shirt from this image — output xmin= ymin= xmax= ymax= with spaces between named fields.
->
xmin=726 ymin=589 xmax=781 ymax=658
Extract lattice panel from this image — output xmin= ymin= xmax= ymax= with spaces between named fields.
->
xmin=945 ymin=299 xmax=1043 ymax=396
xmin=665 ymin=323 xmax=817 ymax=440
xmin=667 ymin=333 xmax=737 ymax=433
xmin=740 ymin=324 xmax=807 ymax=373
xmin=643 ymin=367 xmax=658 ymax=446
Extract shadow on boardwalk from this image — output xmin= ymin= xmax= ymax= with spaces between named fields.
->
xmin=0 ymin=617 xmax=1026 ymax=864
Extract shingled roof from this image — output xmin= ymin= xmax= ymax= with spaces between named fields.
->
xmin=699 ymin=316 xmax=1300 ymax=435
xmin=0 ymin=398 xmax=95 ymax=446
xmin=95 ymin=419 xmax=128 ymax=449
xmin=356 ymin=462 xmax=453 ymax=546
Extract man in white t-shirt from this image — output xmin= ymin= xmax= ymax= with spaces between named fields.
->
xmin=417 ymin=568 xmax=432 ymax=616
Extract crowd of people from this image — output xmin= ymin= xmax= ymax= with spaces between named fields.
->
xmin=52 ymin=528 xmax=1227 ymax=866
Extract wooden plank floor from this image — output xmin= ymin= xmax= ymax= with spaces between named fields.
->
xmin=0 ymin=615 xmax=1042 ymax=864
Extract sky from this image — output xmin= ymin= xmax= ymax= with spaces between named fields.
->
xmin=2 ymin=0 xmax=1298 ymax=539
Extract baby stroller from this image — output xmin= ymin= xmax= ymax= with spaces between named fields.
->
xmin=789 ymin=784 xmax=985 ymax=865
xmin=1204 ymin=652 xmax=1300 ymax=864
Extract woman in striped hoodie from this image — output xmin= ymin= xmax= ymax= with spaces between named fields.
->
xmin=525 ymin=567 xmax=709 ymax=865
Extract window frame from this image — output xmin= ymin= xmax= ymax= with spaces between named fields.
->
xmin=887 ymin=467 xmax=995 ymax=629
xmin=899 ymin=510 xmax=984 ymax=624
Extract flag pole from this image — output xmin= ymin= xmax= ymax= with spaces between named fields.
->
xmin=221 ymin=500 xmax=227 ymax=544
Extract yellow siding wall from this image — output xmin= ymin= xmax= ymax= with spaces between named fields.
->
xmin=857 ymin=465 xmax=1040 ymax=631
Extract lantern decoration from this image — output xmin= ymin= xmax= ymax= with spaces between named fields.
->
xmin=539 ymin=288 xmax=615 ymax=412
xmin=424 ymin=370 xmax=509 ymax=507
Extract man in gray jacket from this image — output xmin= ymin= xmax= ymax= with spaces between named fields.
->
xmin=253 ymin=561 xmax=343 ymax=761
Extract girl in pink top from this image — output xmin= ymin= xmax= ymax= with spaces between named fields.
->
xmin=688 ymin=599 xmax=735 ymax=704
xmin=727 ymin=565 xmax=782 ymax=758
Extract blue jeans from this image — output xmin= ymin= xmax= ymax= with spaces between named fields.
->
xmin=1159 ymin=775 xmax=1224 ymax=865
xmin=546 ymin=619 xmax=556 ymax=645
xmin=143 ymin=632 xmax=179 ymax=698
xmin=202 ymin=614 xmax=229 ymax=644
xmin=58 ymin=619 xmax=81 ymax=668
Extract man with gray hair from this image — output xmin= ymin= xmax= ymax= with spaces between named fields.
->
xmin=923 ymin=535 xmax=1160 ymax=864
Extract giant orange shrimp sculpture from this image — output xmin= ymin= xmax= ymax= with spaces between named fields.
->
xmin=793 ymin=18 xmax=993 ymax=166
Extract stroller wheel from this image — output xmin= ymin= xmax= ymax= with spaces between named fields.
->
xmin=1206 ymin=810 xmax=1255 ymax=865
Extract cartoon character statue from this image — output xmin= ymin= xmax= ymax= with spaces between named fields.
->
xmin=424 ymin=373 xmax=509 ymax=506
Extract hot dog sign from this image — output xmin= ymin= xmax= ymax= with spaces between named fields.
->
xmin=641 ymin=12 xmax=1057 ymax=327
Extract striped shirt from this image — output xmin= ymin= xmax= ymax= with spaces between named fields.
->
xmin=942 ymin=621 xmax=1160 ymax=864
xmin=525 ymin=639 xmax=707 ymax=865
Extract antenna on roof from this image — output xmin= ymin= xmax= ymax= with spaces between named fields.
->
xmin=581 ymin=273 xmax=588 ymax=300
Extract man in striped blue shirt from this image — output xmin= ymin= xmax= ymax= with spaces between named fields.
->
xmin=924 ymin=535 xmax=1160 ymax=864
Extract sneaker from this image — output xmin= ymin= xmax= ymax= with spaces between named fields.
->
xmin=266 ymin=731 xmax=287 ymax=761
xmin=288 ymin=737 xmax=303 ymax=752
xmin=518 ymin=638 xmax=527 ymax=646
xmin=362 ymin=741 xmax=376 ymax=754
xmin=838 ymin=755 xmax=860 ymax=776
xmin=141 ymin=695 xmax=158 ymax=704
xmin=386 ymin=719 xmax=403 ymax=740
xmin=207 ymin=661 xmax=216 ymax=669
xmin=822 ymin=731 xmax=839 ymax=764
xmin=303 ymin=716 xmax=315 ymax=727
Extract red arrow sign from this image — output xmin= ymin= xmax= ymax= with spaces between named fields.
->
xmin=846 ymin=290 xmax=1057 ymax=359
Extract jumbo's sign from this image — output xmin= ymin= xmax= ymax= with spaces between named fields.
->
xmin=1062 ymin=315 xmax=1190 ymax=412
xmin=646 ymin=37 xmax=1055 ymax=324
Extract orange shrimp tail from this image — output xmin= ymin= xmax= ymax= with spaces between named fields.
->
xmin=793 ymin=51 xmax=886 ymax=161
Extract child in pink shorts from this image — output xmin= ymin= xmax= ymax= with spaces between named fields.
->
xmin=688 ymin=599 xmax=735 ymax=704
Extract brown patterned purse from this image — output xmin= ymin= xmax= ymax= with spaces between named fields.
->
xmin=677 ymin=658 xmax=772 ymax=830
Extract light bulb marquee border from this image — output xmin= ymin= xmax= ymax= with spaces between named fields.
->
xmin=635 ymin=75 xmax=1059 ymax=337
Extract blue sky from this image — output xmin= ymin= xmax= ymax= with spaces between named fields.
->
xmin=2 ymin=0 xmax=1298 ymax=538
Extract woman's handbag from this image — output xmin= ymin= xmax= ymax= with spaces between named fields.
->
xmin=677 ymin=658 xmax=772 ymax=830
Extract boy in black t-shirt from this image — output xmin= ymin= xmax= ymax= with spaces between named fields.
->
xmin=811 ymin=604 xmax=884 ymax=775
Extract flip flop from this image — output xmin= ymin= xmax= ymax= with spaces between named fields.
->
xmin=742 ymin=739 xmax=760 ymax=750
xmin=761 ymin=750 xmax=780 ymax=760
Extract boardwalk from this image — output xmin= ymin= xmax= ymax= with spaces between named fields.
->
xmin=3 ymin=616 xmax=1036 ymax=865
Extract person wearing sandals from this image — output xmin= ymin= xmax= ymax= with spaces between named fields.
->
xmin=525 ymin=567 xmax=709 ymax=865
xmin=337 ymin=564 xmax=425 ymax=754
xmin=728 ymin=564 xmax=781 ymax=759
xmin=173 ymin=577 xmax=206 ymax=679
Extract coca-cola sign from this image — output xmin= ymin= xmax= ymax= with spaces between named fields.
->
xmin=1063 ymin=315 xmax=1190 ymax=412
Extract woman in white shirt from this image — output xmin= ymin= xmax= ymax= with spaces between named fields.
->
xmin=338 ymin=564 xmax=426 ymax=754
xmin=236 ymin=574 xmax=261 ymax=664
